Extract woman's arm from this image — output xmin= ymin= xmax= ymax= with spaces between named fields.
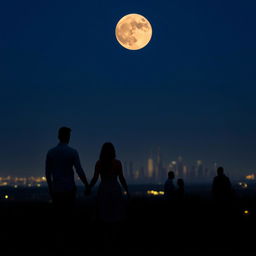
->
xmin=117 ymin=161 xmax=129 ymax=195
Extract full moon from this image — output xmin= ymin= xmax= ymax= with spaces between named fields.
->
xmin=115 ymin=13 xmax=152 ymax=50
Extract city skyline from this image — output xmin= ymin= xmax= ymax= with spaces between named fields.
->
xmin=0 ymin=136 xmax=254 ymax=179
xmin=0 ymin=149 xmax=253 ymax=184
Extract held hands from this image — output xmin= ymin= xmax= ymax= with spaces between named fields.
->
xmin=126 ymin=191 xmax=131 ymax=201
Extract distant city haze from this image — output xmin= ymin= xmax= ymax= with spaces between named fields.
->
xmin=1 ymin=0 xmax=256 ymax=179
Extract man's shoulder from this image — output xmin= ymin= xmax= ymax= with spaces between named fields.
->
xmin=63 ymin=145 xmax=79 ymax=157
xmin=66 ymin=145 xmax=77 ymax=152
xmin=47 ymin=145 xmax=58 ymax=155
xmin=165 ymin=179 xmax=173 ymax=185
xmin=223 ymin=175 xmax=231 ymax=182
xmin=47 ymin=144 xmax=78 ymax=155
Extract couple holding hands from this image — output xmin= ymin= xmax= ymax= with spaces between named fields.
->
xmin=45 ymin=127 xmax=130 ymax=222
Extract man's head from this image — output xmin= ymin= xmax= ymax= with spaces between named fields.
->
xmin=58 ymin=127 xmax=71 ymax=144
xmin=217 ymin=166 xmax=224 ymax=176
xmin=168 ymin=171 xmax=175 ymax=180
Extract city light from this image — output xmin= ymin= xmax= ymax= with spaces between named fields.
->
xmin=238 ymin=182 xmax=248 ymax=189
xmin=245 ymin=174 xmax=255 ymax=180
xmin=243 ymin=210 xmax=250 ymax=216
xmin=4 ymin=195 xmax=9 ymax=199
xmin=147 ymin=190 xmax=164 ymax=196
xmin=0 ymin=176 xmax=47 ymax=187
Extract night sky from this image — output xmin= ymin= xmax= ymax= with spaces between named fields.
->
xmin=1 ymin=0 xmax=256 ymax=178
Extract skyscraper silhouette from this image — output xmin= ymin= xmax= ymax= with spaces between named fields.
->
xmin=147 ymin=157 xmax=154 ymax=180
xmin=177 ymin=156 xmax=184 ymax=178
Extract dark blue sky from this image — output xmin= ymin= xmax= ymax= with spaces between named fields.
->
xmin=1 ymin=0 xmax=256 ymax=178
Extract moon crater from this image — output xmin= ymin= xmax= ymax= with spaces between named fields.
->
xmin=115 ymin=14 xmax=152 ymax=50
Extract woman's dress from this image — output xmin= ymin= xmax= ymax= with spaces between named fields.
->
xmin=97 ymin=161 xmax=126 ymax=222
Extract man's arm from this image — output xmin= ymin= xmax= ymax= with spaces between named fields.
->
xmin=74 ymin=151 xmax=89 ymax=188
xmin=45 ymin=152 xmax=53 ymax=197
xmin=89 ymin=161 xmax=100 ymax=188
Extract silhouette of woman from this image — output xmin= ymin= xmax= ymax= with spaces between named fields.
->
xmin=89 ymin=142 xmax=130 ymax=223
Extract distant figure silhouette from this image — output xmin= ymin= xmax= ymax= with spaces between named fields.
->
xmin=212 ymin=166 xmax=232 ymax=201
xmin=45 ymin=127 xmax=89 ymax=209
xmin=164 ymin=171 xmax=176 ymax=200
xmin=89 ymin=142 xmax=130 ymax=223
xmin=176 ymin=178 xmax=185 ymax=201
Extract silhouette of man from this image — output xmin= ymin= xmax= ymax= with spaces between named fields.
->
xmin=164 ymin=171 xmax=176 ymax=200
xmin=45 ymin=127 xmax=89 ymax=209
xmin=212 ymin=166 xmax=232 ymax=201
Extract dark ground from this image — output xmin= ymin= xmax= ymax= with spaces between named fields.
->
xmin=0 ymin=185 xmax=255 ymax=254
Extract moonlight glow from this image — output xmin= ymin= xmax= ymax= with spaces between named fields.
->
xmin=115 ymin=13 xmax=152 ymax=50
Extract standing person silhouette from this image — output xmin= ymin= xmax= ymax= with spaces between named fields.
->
xmin=89 ymin=142 xmax=129 ymax=222
xmin=164 ymin=171 xmax=176 ymax=201
xmin=45 ymin=127 xmax=90 ymax=248
xmin=212 ymin=166 xmax=233 ymax=241
xmin=212 ymin=166 xmax=232 ymax=201
xmin=89 ymin=142 xmax=130 ymax=250
xmin=45 ymin=127 xmax=89 ymax=208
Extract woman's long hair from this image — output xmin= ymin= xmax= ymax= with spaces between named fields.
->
xmin=99 ymin=142 xmax=116 ymax=172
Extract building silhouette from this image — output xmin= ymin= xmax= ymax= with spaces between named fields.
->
xmin=147 ymin=157 xmax=154 ymax=180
